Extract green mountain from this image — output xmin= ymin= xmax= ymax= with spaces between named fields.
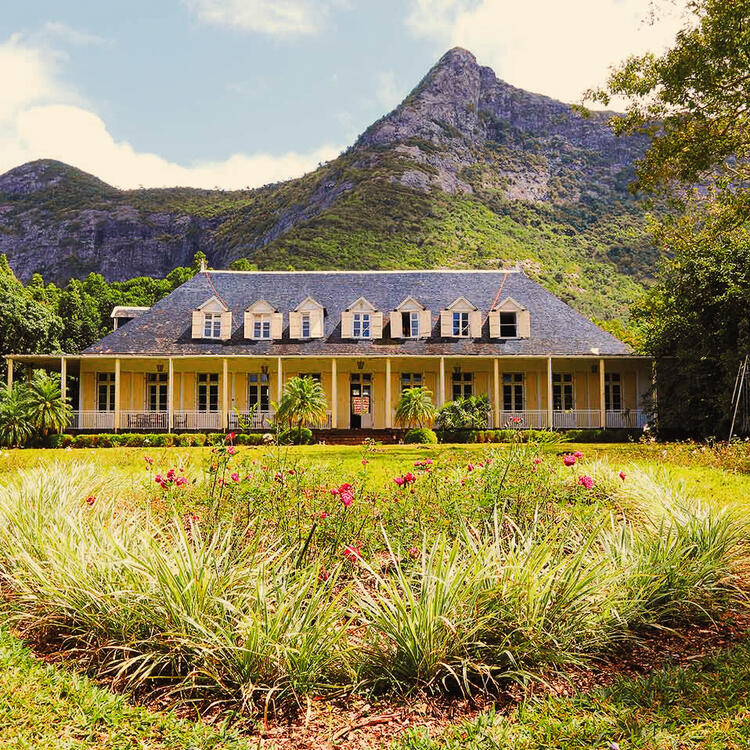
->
xmin=0 ymin=48 xmax=655 ymax=320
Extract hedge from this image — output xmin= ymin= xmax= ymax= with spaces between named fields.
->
xmin=45 ymin=432 xmax=272 ymax=449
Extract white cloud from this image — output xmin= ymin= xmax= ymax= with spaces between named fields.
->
xmin=406 ymin=0 xmax=687 ymax=104
xmin=0 ymin=34 xmax=342 ymax=190
xmin=183 ymin=0 xmax=337 ymax=35
xmin=40 ymin=22 xmax=107 ymax=46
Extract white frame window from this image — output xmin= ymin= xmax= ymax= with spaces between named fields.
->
xmin=353 ymin=313 xmax=371 ymax=339
xmin=203 ymin=312 xmax=222 ymax=339
xmin=553 ymin=373 xmax=574 ymax=411
xmin=605 ymin=372 xmax=622 ymax=411
xmin=248 ymin=373 xmax=270 ymax=412
xmin=253 ymin=315 xmax=271 ymax=339
xmin=96 ymin=372 xmax=115 ymax=412
xmin=146 ymin=372 xmax=168 ymax=412
xmin=451 ymin=371 xmax=473 ymax=400
xmin=301 ymin=313 xmax=311 ymax=338
xmin=499 ymin=312 xmax=518 ymax=338
xmin=452 ymin=311 xmax=470 ymax=337
xmin=400 ymin=372 xmax=423 ymax=392
xmin=401 ymin=311 xmax=420 ymax=338
xmin=197 ymin=373 xmax=219 ymax=413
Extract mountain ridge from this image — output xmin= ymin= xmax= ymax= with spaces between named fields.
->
xmin=0 ymin=47 xmax=654 ymax=320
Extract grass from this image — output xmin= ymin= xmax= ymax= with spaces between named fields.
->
xmin=0 ymin=628 xmax=252 ymax=750
xmin=395 ymin=639 xmax=750 ymax=749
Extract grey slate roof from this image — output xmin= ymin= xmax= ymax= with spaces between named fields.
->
xmin=83 ymin=270 xmax=633 ymax=357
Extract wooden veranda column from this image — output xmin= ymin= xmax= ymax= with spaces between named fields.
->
xmin=438 ymin=357 xmax=445 ymax=407
xmin=385 ymin=357 xmax=392 ymax=428
xmin=167 ymin=357 xmax=174 ymax=432
xmin=222 ymin=358 xmax=229 ymax=430
xmin=6 ymin=357 xmax=12 ymax=389
xmin=114 ymin=358 xmax=121 ymax=433
xmin=60 ymin=356 xmax=67 ymax=401
xmin=277 ymin=357 xmax=283 ymax=401
xmin=546 ymin=356 xmax=553 ymax=429
xmin=599 ymin=358 xmax=606 ymax=429
xmin=493 ymin=358 xmax=500 ymax=428
xmin=330 ymin=358 xmax=337 ymax=428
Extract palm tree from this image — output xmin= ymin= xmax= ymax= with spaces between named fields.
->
xmin=395 ymin=386 xmax=436 ymax=428
xmin=274 ymin=376 xmax=329 ymax=442
xmin=23 ymin=371 xmax=72 ymax=438
xmin=0 ymin=385 xmax=33 ymax=447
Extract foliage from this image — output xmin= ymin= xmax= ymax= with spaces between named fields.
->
xmin=0 ymin=386 xmax=33 ymax=448
xmin=395 ymin=387 xmax=437 ymax=428
xmin=404 ymin=427 xmax=438 ymax=444
xmin=0 ymin=373 xmax=71 ymax=446
xmin=435 ymin=395 xmax=490 ymax=431
xmin=274 ymin=375 xmax=329 ymax=440
xmin=277 ymin=426 xmax=314 ymax=445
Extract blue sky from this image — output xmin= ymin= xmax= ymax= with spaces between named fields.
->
xmin=0 ymin=1 xmax=685 ymax=189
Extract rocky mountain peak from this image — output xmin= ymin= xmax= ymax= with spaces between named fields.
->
xmin=0 ymin=159 xmax=117 ymax=199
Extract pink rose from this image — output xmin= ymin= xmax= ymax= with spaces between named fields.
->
xmin=231 ymin=472 xmax=240 ymax=482
xmin=563 ymin=454 xmax=576 ymax=467
xmin=577 ymin=475 xmax=594 ymax=490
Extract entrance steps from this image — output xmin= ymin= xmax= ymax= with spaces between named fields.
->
xmin=311 ymin=429 xmax=407 ymax=445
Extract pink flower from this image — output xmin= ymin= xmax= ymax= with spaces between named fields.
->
xmin=344 ymin=544 xmax=362 ymax=561
xmin=403 ymin=472 xmax=416 ymax=484
xmin=231 ymin=472 xmax=240 ymax=482
xmin=144 ymin=456 xmax=154 ymax=465
xmin=227 ymin=446 xmax=237 ymax=455
xmin=393 ymin=476 xmax=405 ymax=487
xmin=340 ymin=490 xmax=354 ymax=507
xmin=330 ymin=488 xmax=339 ymax=496
xmin=85 ymin=495 xmax=96 ymax=506
xmin=533 ymin=457 xmax=542 ymax=465
xmin=166 ymin=468 xmax=176 ymax=481
xmin=563 ymin=454 xmax=577 ymax=467
xmin=175 ymin=477 xmax=188 ymax=486
xmin=577 ymin=475 xmax=594 ymax=490
xmin=361 ymin=459 xmax=369 ymax=465
xmin=318 ymin=568 xmax=330 ymax=582
xmin=274 ymin=472 xmax=283 ymax=482
xmin=320 ymin=511 xmax=329 ymax=519
xmin=407 ymin=546 xmax=419 ymax=559
xmin=573 ymin=450 xmax=584 ymax=459
xmin=467 ymin=463 xmax=475 ymax=472
xmin=338 ymin=483 xmax=353 ymax=492
xmin=226 ymin=432 xmax=236 ymax=442
xmin=154 ymin=474 xmax=163 ymax=484
xmin=619 ymin=471 xmax=626 ymax=481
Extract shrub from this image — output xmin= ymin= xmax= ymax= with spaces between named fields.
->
xmin=437 ymin=428 xmax=478 ymax=444
xmin=435 ymin=395 xmax=490 ymax=431
xmin=404 ymin=427 xmax=438 ymax=444
xmin=278 ymin=427 xmax=314 ymax=445
xmin=235 ymin=433 xmax=264 ymax=446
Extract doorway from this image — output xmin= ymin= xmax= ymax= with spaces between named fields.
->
xmin=350 ymin=373 xmax=372 ymax=429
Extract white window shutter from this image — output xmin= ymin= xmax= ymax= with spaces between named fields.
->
xmin=469 ymin=310 xmax=482 ymax=338
xmin=271 ymin=312 xmax=283 ymax=340
xmin=310 ymin=310 xmax=324 ymax=338
xmin=518 ymin=310 xmax=531 ymax=338
xmin=192 ymin=310 xmax=203 ymax=339
xmin=389 ymin=311 xmax=402 ymax=338
xmin=371 ymin=312 xmax=383 ymax=339
xmin=243 ymin=312 xmax=253 ymax=339
xmin=440 ymin=311 xmax=452 ymax=337
xmin=220 ymin=311 xmax=232 ymax=340
xmin=419 ymin=310 xmax=431 ymax=338
xmin=341 ymin=311 xmax=354 ymax=339
xmin=488 ymin=312 xmax=500 ymax=339
xmin=289 ymin=311 xmax=302 ymax=339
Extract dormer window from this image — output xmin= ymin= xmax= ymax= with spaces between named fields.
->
xmin=290 ymin=297 xmax=325 ymax=340
xmin=452 ymin=311 xmax=470 ymax=337
xmin=441 ymin=297 xmax=481 ymax=338
xmin=244 ymin=300 xmax=282 ymax=340
xmin=489 ymin=298 xmax=530 ymax=339
xmin=191 ymin=296 xmax=231 ymax=340
xmin=353 ymin=313 xmax=371 ymax=338
xmin=403 ymin=311 xmax=420 ymax=337
xmin=301 ymin=313 xmax=311 ymax=338
xmin=499 ymin=312 xmax=517 ymax=337
xmin=390 ymin=297 xmax=430 ymax=339
xmin=203 ymin=312 xmax=222 ymax=339
xmin=342 ymin=297 xmax=382 ymax=340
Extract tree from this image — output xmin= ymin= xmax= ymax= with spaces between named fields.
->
xmin=0 ymin=385 xmax=33 ymax=447
xmin=435 ymin=395 xmax=490 ymax=431
xmin=587 ymin=0 xmax=750 ymax=436
xmin=395 ymin=386 xmax=436 ymax=428
xmin=274 ymin=376 xmax=329 ymax=441
xmin=24 ymin=371 xmax=72 ymax=437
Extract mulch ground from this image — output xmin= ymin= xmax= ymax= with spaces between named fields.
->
xmin=17 ymin=607 xmax=750 ymax=750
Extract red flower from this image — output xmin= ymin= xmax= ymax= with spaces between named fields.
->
xmin=144 ymin=456 xmax=154 ymax=465
xmin=407 ymin=546 xmax=419 ymax=559
xmin=361 ymin=459 xmax=369 ymax=465
xmin=175 ymin=477 xmax=188 ymax=486
xmin=577 ymin=475 xmax=594 ymax=490
xmin=231 ymin=472 xmax=240 ymax=482
xmin=619 ymin=471 xmax=626 ymax=481
xmin=344 ymin=544 xmax=362 ymax=561
xmin=320 ymin=511 xmax=329 ymax=519
xmin=154 ymin=474 xmax=163 ymax=484
xmin=85 ymin=495 xmax=96 ymax=506
xmin=227 ymin=446 xmax=237 ymax=455
xmin=318 ymin=568 xmax=330 ymax=582
xmin=403 ymin=472 xmax=416 ymax=484
xmin=467 ymin=463 xmax=475 ymax=472
xmin=340 ymin=490 xmax=354 ymax=507
xmin=533 ymin=457 xmax=542 ymax=465
xmin=226 ymin=432 xmax=236 ymax=442
xmin=393 ymin=476 xmax=405 ymax=487
xmin=573 ymin=450 xmax=584 ymax=459
xmin=166 ymin=468 xmax=176 ymax=481
xmin=563 ymin=454 xmax=577 ymax=467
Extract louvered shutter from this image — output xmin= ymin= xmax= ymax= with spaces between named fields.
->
xmin=289 ymin=312 xmax=302 ymax=339
xmin=389 ymin=311 xmax=403 ymax=338
xmin=488 ymin=312 xmax=500 ymax=339
xmin=440 ymin=311 xmax=452 ymax=337
xmin=220 ymin=311 xmax=232 ymax=340
xmin=271 ymin=313 xmax=283 ymax=340
xmin=310 ymin=310 xmax=324 ymax=338
xmin=192 ymin=310 xmax=203 ymax=339
xmin=518 ymin=310 xmax=531 ymax=338
xmin=243 ymin=312 xmax=253 ymax=339
xmin=419 ymin=310 xmax=431 ymax=338
xmin=341 ymin=311 xmax=354 ymax=339
xmin=370 ymin=312 xmax=383 ymax=339
xmin=469 ymin=310 xmax=482 ymax=338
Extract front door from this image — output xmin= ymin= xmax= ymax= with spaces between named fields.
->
xmin=350 ymin=373 xmax=372 ymax=429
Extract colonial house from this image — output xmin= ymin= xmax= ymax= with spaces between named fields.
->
xmin=6 ymin=269 xmax=652 ymax=433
